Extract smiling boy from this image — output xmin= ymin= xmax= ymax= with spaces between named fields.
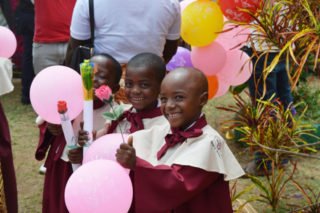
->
xmin=117 ymin=67 xmax=244 ymax=213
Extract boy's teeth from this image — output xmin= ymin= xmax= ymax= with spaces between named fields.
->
xmin=168 ymin=113 xmax=179 ymax=118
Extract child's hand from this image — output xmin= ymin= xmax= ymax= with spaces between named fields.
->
xmin=116 ymin=136 xmax=136 ymax=170
xmin=77 ymin=122 xmax=90 ymax=146
xmin=47 ymin=123 xmax=63 ymax=136
xmin=68 ymin=147 xmax=83 ymax=164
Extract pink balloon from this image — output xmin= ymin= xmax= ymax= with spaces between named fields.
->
xmin=216 ymin=20 xmax=250 ymax=50
xmin=216 ymin=50 xmax=252 ymax=86
xmin=214 ymin=77 xmax=230 ymax=98
xmin=83 ymin=133 xmax=129 ymax=164
xmin=191 ymin=42 xmax=227 ymax=76
xmin=180 ymin=0 xmax=196 ymax=11
xmin=65 ymin=160 xmax=133 ymax=213
xmin=30 ymin=65 xmax=83 ymax=124
xmin=0 ymin=26 xmax=17 ymax=58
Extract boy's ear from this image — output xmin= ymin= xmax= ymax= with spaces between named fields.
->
xmin=199 ymin=92 xmax=208 ymax=107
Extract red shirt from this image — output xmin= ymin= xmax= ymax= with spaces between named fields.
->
xmin=33 ymin=0 xmax=76 ymax=43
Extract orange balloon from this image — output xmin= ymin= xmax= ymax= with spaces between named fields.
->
xmin=207 ymin=75 xmax=219 ymax=99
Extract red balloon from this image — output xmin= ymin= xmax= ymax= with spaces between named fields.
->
xmin=218 ymin=0 xmax=262 ymax=23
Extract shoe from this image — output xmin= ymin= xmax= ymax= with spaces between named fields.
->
xmin=39 ymin=164 xmax=47 ymax=175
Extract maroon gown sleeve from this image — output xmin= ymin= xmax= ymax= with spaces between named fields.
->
xmin=35 ymin=122 xmax=54 ymax=161
xmin=131 ymin=157 xmax=232 ymax=213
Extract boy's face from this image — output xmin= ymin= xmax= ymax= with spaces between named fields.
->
xmin=125 ymin=66 xmax=161 ymax=111
xmin=160 ymin=72 xmax=207 ymax=130
xmin=92 ymin=57 xmax=119 ymax=98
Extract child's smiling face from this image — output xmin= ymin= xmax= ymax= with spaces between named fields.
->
xmin=160 ymin=68 xmax=208 ymax=130
xmin=92 ymin=56 xmax=120 ymax=98
xmin=125 ymin=66 xmax=161 ymax=112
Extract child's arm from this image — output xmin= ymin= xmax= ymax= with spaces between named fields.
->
xmin=68 ymin=122 xmax=88 ymax=164
xmin=68 ymin=122 xmax=97 ymax=164
xmin=47 ymin=123 xmax=63 ymax=136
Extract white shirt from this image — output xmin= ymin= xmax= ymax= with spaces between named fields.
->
xmin=70 ymin=0 xmax=181 ymax=64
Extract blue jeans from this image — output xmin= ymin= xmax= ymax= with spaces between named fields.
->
xmin=243 ymin=47 xmax=294 ymax=109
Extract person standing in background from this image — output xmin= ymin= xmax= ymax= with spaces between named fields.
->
xmin=0 ymin=58 xmax=18 ymax=213
xmin=33 ymin=0 xmax=76 ymax=75
xmin=15 ymin=0 xmax=35 ymax=104
xmin=0 ymin=0 xmax=14 ymax=29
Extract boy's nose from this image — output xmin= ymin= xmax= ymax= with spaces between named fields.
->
xmin=166 ymin=99 xmax=175 ymax=108
xmin=131 ymin=86 xmax=141 ymax=94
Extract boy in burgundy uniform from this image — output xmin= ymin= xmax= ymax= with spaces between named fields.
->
xmin=117 ymin=67 xmax=244 ymax=213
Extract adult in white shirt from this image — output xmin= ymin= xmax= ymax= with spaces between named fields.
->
xmin=65 ymin=0 xmax=181 ymax=65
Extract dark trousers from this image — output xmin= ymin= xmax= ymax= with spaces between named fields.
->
xmin=243 ymin=47 xmax=293 ymax=109
xmin=21 ymin=33 xmax=34 ymax=102
xmin=17 ymin=9 xmax=35 ymax=103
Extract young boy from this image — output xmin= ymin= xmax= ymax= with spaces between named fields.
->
xmin=77 ymin=52 xmax=168 ymax=145
xmin=117 ymin=67 xmax=245 ymax=213
xmin=35 ymin=53 xmax=122 ymax=213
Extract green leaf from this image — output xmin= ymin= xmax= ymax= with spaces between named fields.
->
xmin=103 ymin=111 xmax=116 ymax=120
xmin=113 ymin=105 xmax=124 ymax=120
xmin=249 ymin=175 xmax=271 ymax=199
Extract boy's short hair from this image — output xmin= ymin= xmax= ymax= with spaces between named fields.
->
xmin=127 ymin=52 xmax=166 ymax=82
xmin=93 ymin=53 xmax=123 ymax=84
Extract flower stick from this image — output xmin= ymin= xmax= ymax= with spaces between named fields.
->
xmin=57 ymin=101 xmax=80 ymax=171
xmin=80 ymin=59 xmax=94 ymax=153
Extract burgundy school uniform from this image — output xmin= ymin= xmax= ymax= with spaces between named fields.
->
xmin=35 ymin=103 xmax=114 ymax=213
xmin=0 ymin=102 xmax=18 ymax=213
xmin=107 ymin=106 xmax=167 ymax=134
xmin=130 ymin=116 xmax=245 ymax=213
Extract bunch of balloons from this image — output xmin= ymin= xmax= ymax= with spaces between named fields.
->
xmin=167 ymin=0 xmax=262 ymax=98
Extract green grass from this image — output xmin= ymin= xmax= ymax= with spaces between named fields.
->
xmin=1 ymin=79 xmax=320 ymax=212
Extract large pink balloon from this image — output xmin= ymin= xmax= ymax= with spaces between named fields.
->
xmin=30 ymin=65 xmax=83 ymax=124
xmin=214 ymin=77 xmax=230 ymax=98
xmin=0 ymin=26 xmax=17 ymax=58
xmin=65 ymin=160 xmax=133 ymax=213
xmin=216 ymin=50 xmax=252 ymax=86
xmin=83 ymin=133 xmax=129 ymax=164
xmin=191 ymin=41 xmax=226 ymax=75
xmin=216 ymin=21 xmax=250 ymax=50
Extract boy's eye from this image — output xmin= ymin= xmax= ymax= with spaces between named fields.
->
xmin=125 ymin=81 xmax=133 ymax=88
xmin=175 ymin=95 xmax=184 ymax=101
xmin=160 ymin=97 xmax=167 ymax=104
xmin=140 ymin=82 xmax=150 ymax=88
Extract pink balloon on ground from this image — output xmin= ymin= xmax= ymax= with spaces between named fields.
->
xmin=65 ymin=160 xmax=133 ymax=213
xmin=180 ymin=0 xmax=196 ymax=11
xmin=191 ymin=41 xmax=226 ymax=76
xmin=216 ymin=50 xmax=252 ymax=86
xmin=30 ymin=65 xmax=83 ymax=124
xmin=216 ymin=20 xmax=250 ymax=50
xmin=83 ymin=133 xmax=129 ymax=164
xmin=0 ymin=26 xmax=17 ymax=58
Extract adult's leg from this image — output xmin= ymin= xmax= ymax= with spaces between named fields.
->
xmin=32 ymin=42 xmax=68 ymax=75
xmin=275 ymin=62 xmax=294 ymax=109
xmin=21 ymin=33 xmax=35 ymax=104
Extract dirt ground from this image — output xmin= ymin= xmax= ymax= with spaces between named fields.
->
xmin=1 ymin=79 xmax=320 ymax=212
